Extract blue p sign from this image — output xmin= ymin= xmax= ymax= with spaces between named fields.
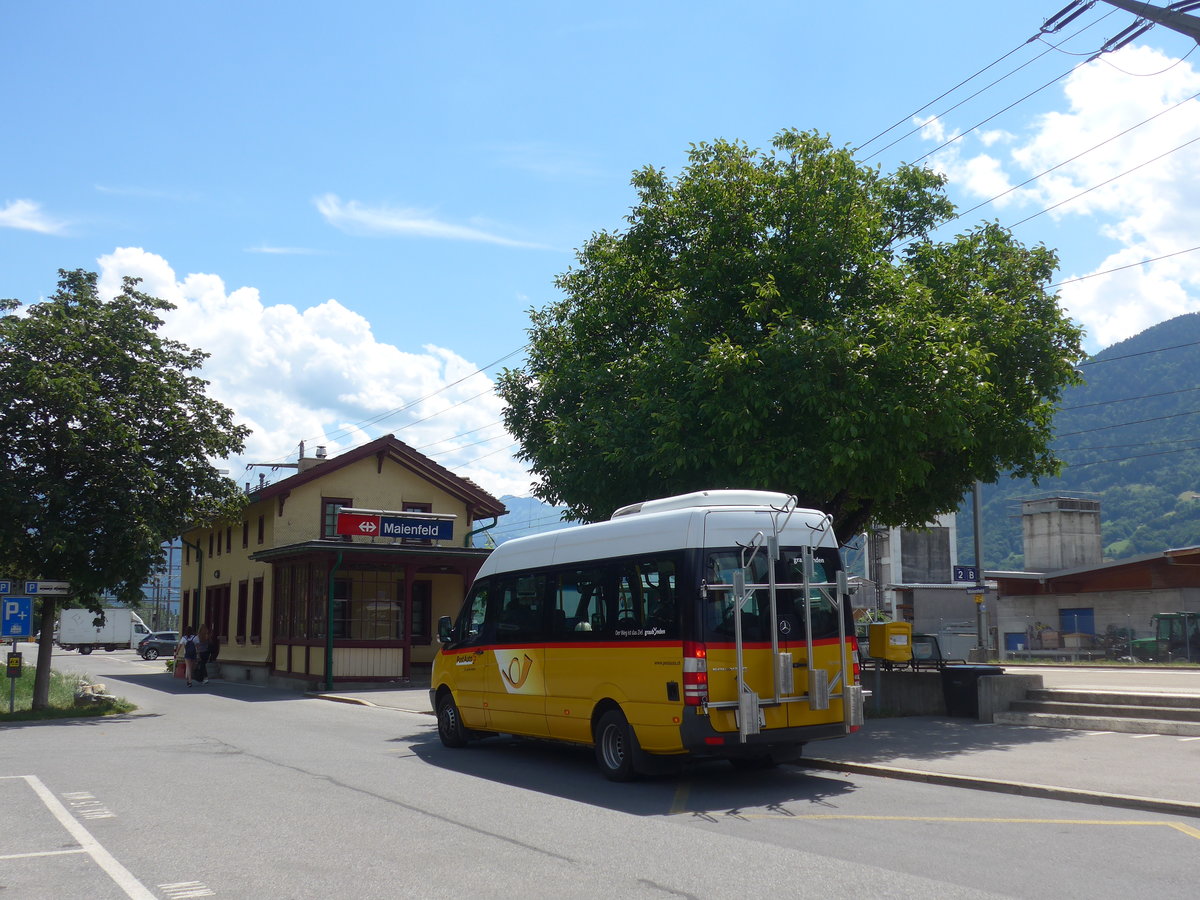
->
xmin=2 ymin=597 xmax=32 ymax=638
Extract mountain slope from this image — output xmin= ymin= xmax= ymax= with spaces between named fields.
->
xmin=962 ymin=312 xmax=1200 ymax=567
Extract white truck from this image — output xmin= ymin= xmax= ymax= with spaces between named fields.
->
xmin=57 ymin=608 xmax=152 ymax=654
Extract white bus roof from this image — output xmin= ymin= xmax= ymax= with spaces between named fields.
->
xmin=611 ymin=489 xmax=796 ymax=518
xmin=478 ymin=492 xmax=837 ymax=579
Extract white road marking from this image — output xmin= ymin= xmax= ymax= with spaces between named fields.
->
xmin=160 ymin=881 xmax=216 ymax=898
xmin=3 ymin=774 xmax=157 ymax=899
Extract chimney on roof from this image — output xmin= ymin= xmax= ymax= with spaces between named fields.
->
xmin=298 ymin=441 xmax=332 ymax=474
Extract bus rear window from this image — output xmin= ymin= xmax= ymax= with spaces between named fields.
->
xmin=702 ymin=549 xmax=841 ymax=643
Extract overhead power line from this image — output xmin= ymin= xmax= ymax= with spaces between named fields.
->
xmin=1055 ymin=406 xmax=1200 ymax=436
xmin=1007 ymin=131 xmax=1200 ymax=229
xmin=1059 ymin=384 xmax=1200 ymax=409
xmin=1077 ymin=338 xmax=1200 ymax=365
xmin=1050 ymin=243 xmax=1200 ymax=287
xmin=853 ymin=39 xmax=1034 ymax=154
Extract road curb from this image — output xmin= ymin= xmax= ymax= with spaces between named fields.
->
xmin=803 ymin=757 xmax=1200 ymax=820
xmin=313 ymin=694 xmax=378 ymax=707
xmin=314 ymin=694 xmax=434 ymax=714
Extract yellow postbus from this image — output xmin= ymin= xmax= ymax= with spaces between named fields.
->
xmin=431 ymin=490 xmax=864 ymax=780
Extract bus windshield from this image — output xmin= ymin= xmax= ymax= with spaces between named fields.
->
xmin=702 ymin=547 xmax=842 ymax=643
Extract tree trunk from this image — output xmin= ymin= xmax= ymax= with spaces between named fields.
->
xmin=32 ymin=599 xmax=57 ymax=711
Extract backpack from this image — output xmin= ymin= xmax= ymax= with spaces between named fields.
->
xmin=184 ymin=637 xmax=197 ymax=660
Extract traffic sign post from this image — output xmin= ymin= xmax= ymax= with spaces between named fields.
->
xmin=7 ymin=651 xmax=20 ymax=713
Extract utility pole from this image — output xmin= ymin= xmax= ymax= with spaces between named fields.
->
xmin=973 ymin=481 xmax=987 ymax=656
xmin=1092 ymin=1 xmax=1200 ymax=45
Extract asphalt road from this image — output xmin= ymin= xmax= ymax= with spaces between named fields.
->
xmin=3 ymin=647 xmax=1199 ymax=899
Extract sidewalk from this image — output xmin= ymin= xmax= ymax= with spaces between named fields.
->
xmin=803 ymin=715 xmax=1200 ymax=819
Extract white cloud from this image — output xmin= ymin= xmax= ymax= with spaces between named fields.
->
xmin=245 ymin=245 xmax=320 ymax=255
xmin=315 ymin=193 xmax=549 ymax=249
xmin=925 ymin=45 xmax=1200 ymax=352
xmin=915 ymin=114 xmax=950 ymax=143
xmin=0 ymin=199 xmax=67 ymax=235
xmin=95 ymin=247 xmax=534 ymax=498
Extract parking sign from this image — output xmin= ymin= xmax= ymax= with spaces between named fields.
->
xmin=2 ymin=597 xmax=33 ymax=639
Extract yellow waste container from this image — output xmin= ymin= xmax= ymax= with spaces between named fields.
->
xmin=868 ymin=622 xmax=913 ymax=663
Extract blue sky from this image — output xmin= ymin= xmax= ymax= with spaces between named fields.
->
xmin=4 ymin=1 xmax=1200 ymax=500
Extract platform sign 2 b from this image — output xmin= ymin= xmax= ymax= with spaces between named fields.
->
xmin=952 ymin=565 xmax=980 ymax=583
xmin=3 ymin=597 xmax=33 ymax=639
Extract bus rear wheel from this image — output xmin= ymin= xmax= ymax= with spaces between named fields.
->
xmin=594 ymin=709 xmax=636 ymax=782
xmin=436 ymin=692 xmax=469 ymax=748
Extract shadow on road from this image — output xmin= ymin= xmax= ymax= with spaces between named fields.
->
xmin=401 ymin=730 xmax=858 ymax=817
xmin=96 ymin=671 xmax=308 ymax=703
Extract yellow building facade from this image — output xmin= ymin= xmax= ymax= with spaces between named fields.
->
xmin=179 ymin=434 xmax=506 ymax=687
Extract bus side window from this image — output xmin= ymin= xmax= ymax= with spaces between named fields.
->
xmin=615 ymin=573 xmax=641 ymax=629
xmin=497 ymin=574 xmax=548 ymax=641
xmin=613 ymin=558 xmax=679 ymax=639
xmin=554 ymin=568 xmax=607 ymax=638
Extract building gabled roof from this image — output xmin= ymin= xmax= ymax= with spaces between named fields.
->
xmin=247 ymin=433 xmax=508 ymax=520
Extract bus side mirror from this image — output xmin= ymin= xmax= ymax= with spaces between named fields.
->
xmin=437 ymin=616 xmax=454 ymax=644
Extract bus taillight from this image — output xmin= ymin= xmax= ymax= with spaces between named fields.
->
xmin=682 ymin=641 xmax=708 ymax=706
xmin=850 ymin=636 xmax=861 ymax=680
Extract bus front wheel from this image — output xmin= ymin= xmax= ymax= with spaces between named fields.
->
xmin=436 ymin=692 xmax=469 ymax=748
xmin=594 ymin=709 xmax=636 ymax=782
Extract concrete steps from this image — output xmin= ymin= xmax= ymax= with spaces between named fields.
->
xmin=994 ymin=689 xmax=1200 ymax=736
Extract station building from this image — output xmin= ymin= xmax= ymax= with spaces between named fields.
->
xmin=178 ymin=434 xmax=507 ymax=688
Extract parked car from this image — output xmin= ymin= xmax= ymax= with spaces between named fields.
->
xmin=138 ymin=631 xmax=180 ymax=660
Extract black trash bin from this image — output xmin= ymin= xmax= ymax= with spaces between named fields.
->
xmin=941 ymin=664 xmax=1004 ymax=717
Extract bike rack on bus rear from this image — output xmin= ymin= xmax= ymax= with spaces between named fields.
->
xmin=701 ymin=498 xmax=864 ymax=742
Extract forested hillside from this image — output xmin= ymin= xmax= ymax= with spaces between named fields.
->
xmin=960 ymin=312 xmax=1200 ymax=568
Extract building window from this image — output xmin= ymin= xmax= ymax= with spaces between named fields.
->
xmin=250 ymin=578 xmax=264 ymax=644
xmin=236 ymin=581 xmax=248 ymax=643
xmin=204 ymin=584 xmax=231 ymax=640
xmin=185 ymin=543 xmax=191 ymax=565
xmin=332 ymin=578 xmax=351 ymax=639
xmin=225 ymin=527 xmax=232 ymax=554
xmin=242 ymin=521 xmax=249 ymax=549
xmin=411 ymin=580 xmax=433 ymax=644
xmin=257 ymin=514 xmax=265 ymax=545
xmin=208 ymin=532 xmax=214 ymax=558
xmin=322 ymin=497 xmax=353 ymax=541
xmin=402 ymin=501 xmax=433 ymax=545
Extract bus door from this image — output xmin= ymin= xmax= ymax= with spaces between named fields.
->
xmin=486 ymin=573 xmax=550 ymax=738
xmin=545 ymin=566 xmax=609 ymax=743
xmin=449 ymin=580 xmax=495 ymax=730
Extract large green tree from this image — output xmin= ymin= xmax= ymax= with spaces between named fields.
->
xmin=0 ymin=269 xmax=249 ymax=708
xmin=498 ymin=130 xmax=1084 ymax=537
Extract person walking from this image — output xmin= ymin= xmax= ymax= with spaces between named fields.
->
xmin=175 ymin=626 xmax=198 ymax=687
xmin=195 ymin=624 xmax=212 ymax=685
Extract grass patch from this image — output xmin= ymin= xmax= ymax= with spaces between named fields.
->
xmin=0 ymin=667 xmax=136 ymax=722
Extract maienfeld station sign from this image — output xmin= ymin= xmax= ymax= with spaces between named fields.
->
xmin=335 ymin=509 xmax=455 ymax=542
